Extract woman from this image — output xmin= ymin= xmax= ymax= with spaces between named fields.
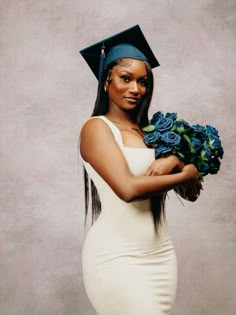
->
xmin=79 ymin=25 xmax=202 ymax=315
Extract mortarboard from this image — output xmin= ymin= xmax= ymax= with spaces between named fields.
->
xmin=80 ymin=25 xmax=160 ymax=83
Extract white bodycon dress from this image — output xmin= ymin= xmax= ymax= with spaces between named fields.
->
xmin=81 ymin=116 xmax=177 ymax=315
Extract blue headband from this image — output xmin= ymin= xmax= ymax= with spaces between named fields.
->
xmin=104 ymin=43 xmax=148 ymax=68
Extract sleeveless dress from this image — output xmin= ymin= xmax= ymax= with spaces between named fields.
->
xmin=81 ymin=116 xmax=177 ymax=315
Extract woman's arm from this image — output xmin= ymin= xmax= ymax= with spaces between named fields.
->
xmin=144 ymin=155 xmax=203 ymax=201
xmin=144 ymin=155 xmax=185 ymax=176
xmin=80 ymin=118 xmax=200 ymax=202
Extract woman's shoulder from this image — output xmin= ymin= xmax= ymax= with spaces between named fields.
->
xmin=80 ymin=116 xmax=109 ymax=134
xmin=79 ymin=116 xmax=118 ymax=162
xmin=80 ymin=116 xmax=116 ymax=145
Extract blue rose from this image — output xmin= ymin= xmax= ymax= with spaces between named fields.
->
xmin=198 ymin=162 xmax=210 ymax=176
xmin=143 ymin=131 xmax=160 ymax=145
xmin=192 ymin=124 xmax=206 ymax=133
xmin=206 ymin=125 xmax=219 ymax=137
xmin=166 ymin=112 xmax=177 ymax=121
xmin=207 ymin=134 xmax=222 ymax=151
xmin=200 ymin=142 xmax=212 ymax=162
xmin=150 ymin=111 xmax=164 ymax=124
xmin=209 ymin=157 xmax=221 ymax=174
xmin=215 ymin=146 xmax=224 ymax=159
xmin=172 ymin=119 xmax=191 ymax=134
xmin=191 ymin=124 xmax=207 ymax=140
xmin=189 ymin=137 xmax=203 ymax=154
xmin=160 ymin=131 xmax=181 ymax=146
xmin=155 ymin=117 xmax=173 ymax=132
xmin=155 ymin=144 xmax=173 ymax=158
xmin=143 ymin=111 xmax=224 ymax=178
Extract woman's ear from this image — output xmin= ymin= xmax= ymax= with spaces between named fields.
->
xmin=104 ymin=69 xmax=112 ymax=93
xmin=104 ymin=80 xmax=109 ymax=93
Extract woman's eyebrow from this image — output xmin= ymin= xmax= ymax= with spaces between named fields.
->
xmin=119 ymin=70 xmax=148 ymax=77
xmin=119 ymin=70 xmax=132 ymax=74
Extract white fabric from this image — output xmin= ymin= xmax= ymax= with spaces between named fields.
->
xmin=81 ymin=116 xmax=177 ymax=315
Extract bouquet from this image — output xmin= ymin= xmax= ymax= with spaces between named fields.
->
xmin=143 ymin=111 xmax=224 ymax=177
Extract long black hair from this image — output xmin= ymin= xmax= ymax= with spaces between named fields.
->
xmin=83 ymin=59 xmax=166 ymax=231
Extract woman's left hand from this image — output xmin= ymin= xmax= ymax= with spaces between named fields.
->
xmin=145 ymin=155 xmax=184 ymax=176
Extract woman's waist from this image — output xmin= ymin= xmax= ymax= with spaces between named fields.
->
xmin=97 ymin=203 xmax=166 ymax=229
xmin=84 ymin=216 xmax=171 ymax=251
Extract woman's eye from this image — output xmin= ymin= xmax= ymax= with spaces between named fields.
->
xmin=120 ymin=76 xmax=130 ymax=83
xmin=139 ymin=79 xmax=148 ymax=87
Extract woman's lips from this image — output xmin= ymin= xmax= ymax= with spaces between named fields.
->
xmin=124 ymin=97 xmax=139 ymax=103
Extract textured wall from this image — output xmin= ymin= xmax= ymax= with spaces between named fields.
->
xmin=0 ymin=0 xmax=235 ymax=314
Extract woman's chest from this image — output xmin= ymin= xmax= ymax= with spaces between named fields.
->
xmin=118 ymin=128 xmax=148 ymax=149
xmin=122 ymin=147 xmax=155 ymax=176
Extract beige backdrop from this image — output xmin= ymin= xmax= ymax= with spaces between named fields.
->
xmin=1 ymin=0 xmax=235 ymax=314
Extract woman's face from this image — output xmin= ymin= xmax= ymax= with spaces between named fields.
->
xmin=105 ymin=58 xmax=148 ymax=112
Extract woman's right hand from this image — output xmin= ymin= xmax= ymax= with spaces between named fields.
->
xmin=175 ymin=164 xmax=203 ymax=201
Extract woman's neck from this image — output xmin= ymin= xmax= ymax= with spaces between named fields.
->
xmin=105 ymin=115 xmax=138 ymax=128
xmin=105 ymin=109 xmax=136 ymax=125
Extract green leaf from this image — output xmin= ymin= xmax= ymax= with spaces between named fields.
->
xmin=183 ymin=134 xmax=191 ymax=144
xmin=142 ymin=124 xmax=156 ymax=132
xmin=176 ymin=152 xmax=185 ymax=160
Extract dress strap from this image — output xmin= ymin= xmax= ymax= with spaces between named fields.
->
xmin=91 ymin=116 xmax=124 ymax=148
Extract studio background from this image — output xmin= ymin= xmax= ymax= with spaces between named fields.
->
xmin=1 ymin=0 xmax=235 ymax=314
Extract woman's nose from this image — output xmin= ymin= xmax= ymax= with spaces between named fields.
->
xmin=129 ymin=81 xmax=139 ymax=94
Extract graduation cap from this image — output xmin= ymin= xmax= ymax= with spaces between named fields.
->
xmin=80 ymin=25 xmax=160 ymax=83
